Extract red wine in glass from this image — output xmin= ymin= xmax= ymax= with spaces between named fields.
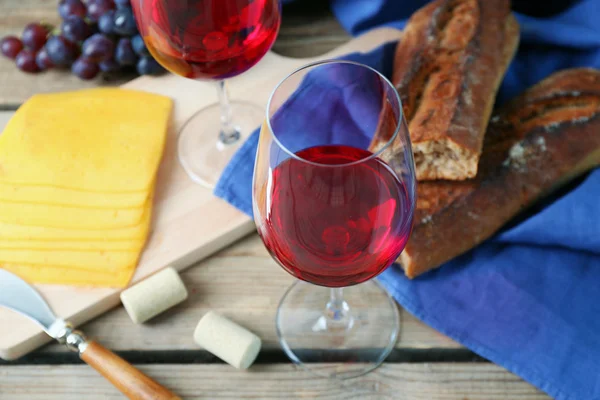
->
xmin=135 ymin=0 xmax=281 ymax=80
xmin=257 ymin=145 xmax=412 ymax=288
xmin=254 ymin=60 xmax=416 ymax=378
xmin=133 ymin=0 xmax=281 ymax=187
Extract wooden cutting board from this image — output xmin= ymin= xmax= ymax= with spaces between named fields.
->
xmin=0 ymin=27 xmax=402 ymax=360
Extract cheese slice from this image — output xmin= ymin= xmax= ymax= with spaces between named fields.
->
xmin=0 ymin=203 xmax=150 ymax=241
xmin=0 ymin=199 xmax=146 ymax=229
xmin=1 ymin=264 xmax=134 ymax=288
xmin=0 ymin=238 xmax=140 ymax=251
xmin=0 ymin=88 xmax=171 ymax=192
xmin=0 ymin=248 xmax=141 ymax=271
xmin=0 ymin=182 xmax=149 ymax=208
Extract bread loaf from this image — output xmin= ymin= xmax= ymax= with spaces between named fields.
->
xmin=393 ymin=0 xmax=519 ymax=181
xmin=400 ymin=68 xmax=600 ymax=278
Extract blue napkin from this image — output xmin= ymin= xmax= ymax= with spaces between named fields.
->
xmin=215 ymin=1 xmax=600 ymax=399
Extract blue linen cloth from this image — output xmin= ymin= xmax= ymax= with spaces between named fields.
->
xmin=215 ymin=1 xmax=600 ymax=399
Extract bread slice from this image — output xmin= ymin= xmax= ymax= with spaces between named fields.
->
xmin=393 ymin=0 xmax=519 ymax=181
xmin=400 ymin=68 xmax=600 ymax=278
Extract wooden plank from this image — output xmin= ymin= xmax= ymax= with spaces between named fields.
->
xmin=0 ymin=0 xmax=349 ymax=106
xmin=272 ymin=2 xmax=350 ymax=58
xmin=38 ymin=234 xmax=460 ymax=353
xmin=0 ymin=363 xmax=549 ymax=399
xmin=0 ymin=27 xmax=404 ymax=361
xmin=0 ymin=112 xmax=11 ymax=128
xmin=0 ymin=0 xmax=60 ymax=37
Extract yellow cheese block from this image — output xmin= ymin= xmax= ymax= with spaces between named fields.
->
xmin=0 ymin=182 xmax=149 ymax=208
xmin=1 ymin=264 xmax=134 ymax=288
xmin=0 ymin=248 xmax=141 ymax=271
xmin=0 ymin=203 xmax=150 ymax=241
xmin=0 ymin=238 xmax=140 ymax=251
xmin=0 ymin=88 xmax=171 ymax=192
xmin=0 ymin=199 xmax=146 ymax=229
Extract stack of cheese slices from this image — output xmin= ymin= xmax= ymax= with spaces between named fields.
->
xmin=0 ymin=88 xmax=172 ymax=287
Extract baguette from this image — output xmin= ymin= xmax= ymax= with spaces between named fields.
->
xmin=400 ymin=68 xmax=600 ymax=278
xmin=393 ymin=0 xmax=519 ymax=181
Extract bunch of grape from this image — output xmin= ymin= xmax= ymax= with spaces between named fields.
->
xmin=0 ymin=0 xmax=164 ymax=80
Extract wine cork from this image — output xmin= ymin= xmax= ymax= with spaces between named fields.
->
xmin=120 ymin=267 xmax=188 ymax=324
xmin=193 ymin=311 xmax=262 ymax=369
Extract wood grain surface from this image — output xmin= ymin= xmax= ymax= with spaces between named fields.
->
xmin=79 ymin=342 xmax=181 ymax=400
xmin=0 ymin=364 xmax=548 ymax=399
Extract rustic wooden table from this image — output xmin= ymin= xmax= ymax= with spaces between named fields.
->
xmin=0 ymin=1 xmax=550 ymax=398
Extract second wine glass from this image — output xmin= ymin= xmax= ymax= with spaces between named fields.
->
xmin=133 ymin=0 xmax=281 ymax=187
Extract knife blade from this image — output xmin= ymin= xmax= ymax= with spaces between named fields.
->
xmin=0 ymin=269 xmax=68 ymax=340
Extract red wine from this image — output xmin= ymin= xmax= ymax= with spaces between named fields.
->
xmin=134 ymin=0 xmax=280 ymax=80
xmin=257 ymin=145 xmax=412 ymax=287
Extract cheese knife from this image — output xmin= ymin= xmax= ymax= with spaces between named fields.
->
xmin=0 ymin=269 xmax=181 ymax=400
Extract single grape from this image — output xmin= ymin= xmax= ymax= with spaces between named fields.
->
xmin=114 ymin=0 xmax=130 ymax=8
xmin=113 ymin=7 xmax=138 ymax=36
xmin=87 ymin=0 xmax=116 ymax=23
xmin=131 ymin=35 xmax=149 ymax=56
xmin=115 ymin=37 xmax=137 ymax=66
xmin=136 ymin=56 xmax=164 ymax=76
xmin=61 ymin=16 xmax=91 ymax=43
xmin=98 ymin=10 xmax=115 ymax=34
xmin=72 ymin=57 xmax=100 ymax=80
xmin=45 ymin=35 xmax=79 ymax=66
xmin=58 ymin=0 xmax=87 ymax=20
xmin=16 ymin=49 xmax=40 ymax=73
xmin=0 ymin=36 xmax=23 ymax=59
xmin=82 ymin=33 xmax=115 ymax=63
xmin=99 ymin=58 xmax=120 ymax=73
xmin=22 ymin=23 xmax=50 ymax=51
xmin=35 ymin=48 xmax=54 ymax=70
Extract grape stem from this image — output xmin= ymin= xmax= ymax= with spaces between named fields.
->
xmin=216 ymin=80 xmax=240 ymax=145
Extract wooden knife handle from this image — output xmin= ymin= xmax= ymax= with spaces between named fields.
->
xmin=80 ymin=341 xmax=181 ymax=400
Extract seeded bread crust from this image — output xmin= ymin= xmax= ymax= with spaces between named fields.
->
xmin=400 ymin=68 xmax=600 ymax=278
xmin=393 ymin=0 xmax=519 ymax=181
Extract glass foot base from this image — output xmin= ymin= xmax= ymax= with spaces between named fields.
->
xmin=276 ymin=280 xmax=400 ymax=379
xmin=177 ymin=101 xmax=263 ymax=188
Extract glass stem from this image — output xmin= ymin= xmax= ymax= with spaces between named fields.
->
xmin=325 ymin=287 xmax=352 ymax=328
xmin=216 ymin=80 xmax=240 ymax=146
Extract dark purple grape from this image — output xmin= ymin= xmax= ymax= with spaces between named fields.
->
xmin=35 ymin=48 xmax=54 ymax=70
xmin=61 ymin=16 xmax=91 ymax=43
xmin=58 ymin=0 xmax=87 ymax=20
xmin=82 ymin=33 xmax=115 ymax=63
xmin=131 ymin=35 xmax=148 ymax=56
xmin=71 ymin=57 xmax=100 ymax=80
xmin=113 ymin=7 xmax=138 ymax=36
xmin=0 ymin=36 xmax=23 ymax=59
xmin=114 ymin=0 xmax=130 ymax=8
xmin=98 ymin=10 xmax=115 ymax=34
xmin=16 ymin=49 xmax=40 ymax=73
xmin=99 ymin=58 xmax=120 ymax=73
xmin=115 ymin=37 xmax=136 ymax=66
xmin=45 ymin=35 xmax=79 ymax=66
xmin=136 ymin=56 xmax=164 ymax=76
xmin=22 ymin=23 xmax=50 ymax=51
xmin=87 ymin=0 xmax=116 ymax=22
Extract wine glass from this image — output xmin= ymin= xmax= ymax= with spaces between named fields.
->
xmin=252 ymin=60 xmax=416 ymax=378
xmin=133 ymin=0 xmax=281 ymax=187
